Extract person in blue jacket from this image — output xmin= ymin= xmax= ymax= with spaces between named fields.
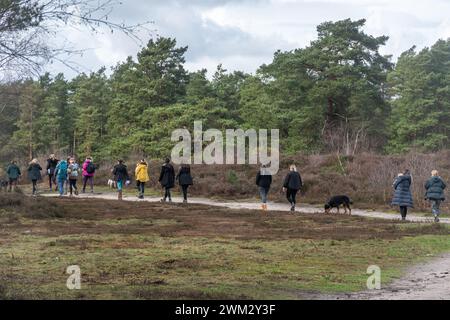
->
xmin=425 ymin=170 xmax=446 ymax=223
xmin=391 ymin=170 xmax=414 ymax=221
xmin=55 ymin=158 xmax=69 ymax=197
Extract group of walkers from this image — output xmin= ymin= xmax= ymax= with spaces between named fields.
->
xmin=256 ymin=164 xmax=303 ymax=212
xmin=3 ymin=155 xmax=195 ymax=202
xmin=28 ymin=155 xmax=96 ymax=196
xmin=2 ymin=155 xmax=447 ymax=221
xmin=158 ymin=158 xmax=194 ymax=203
xmin=391 ymin=169 xmax=446 ymax=222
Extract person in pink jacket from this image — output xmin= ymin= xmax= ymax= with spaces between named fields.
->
xmin=82 ymin=157 xmax=96 ymax=193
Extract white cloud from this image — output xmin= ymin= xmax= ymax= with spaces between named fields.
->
xmin=44 ymin=0 xmax=450 ymax=78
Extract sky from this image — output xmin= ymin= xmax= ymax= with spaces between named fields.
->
xmin=46 ymin=0 xmax=450 ymax=78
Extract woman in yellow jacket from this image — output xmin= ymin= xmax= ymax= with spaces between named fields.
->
xmin=135 ymin=159 xmax=150 ymax=199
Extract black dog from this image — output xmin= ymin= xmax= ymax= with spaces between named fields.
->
xmin=324 ymin=195 xmax=353 ymax=215
xmin=0 ymin=179 xmax=8 ymax=192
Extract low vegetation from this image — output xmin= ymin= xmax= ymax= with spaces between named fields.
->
xmin=1 ymin=193 xmax=449 ymax=299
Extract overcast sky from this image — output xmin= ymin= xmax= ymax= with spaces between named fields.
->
xmin=46 ymin=0 xmax=450 ymax=78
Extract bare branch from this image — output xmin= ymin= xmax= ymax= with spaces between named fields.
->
xmin=0 ymin=0 xmax=154 ymax=78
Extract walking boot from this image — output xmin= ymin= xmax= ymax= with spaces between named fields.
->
xmin=118 ymin=190 xmax=123 ymax=201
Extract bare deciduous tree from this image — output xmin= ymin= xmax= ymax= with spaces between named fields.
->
xmin=0 ymin=0 xmax=152 ymax=76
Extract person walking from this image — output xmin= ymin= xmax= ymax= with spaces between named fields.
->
xmin=112 ymin=159 xmax=130 ymax=201
xmin=282 ymin=164 xmax=302 ymax=212
xmin=176 ymin=163 xmax=193 ymax=203
xmin=159 ymin=158 xmax=175 ymax=202
xmin=46 ymin=154 xmax=59 ymax=191
xmin=425 ymin=170 xmax=446 ymax=223
xmin=6 ymin=160 xmax=21 ymax=192
xmin=135 ymin=159 xmax=149 ymax=199
xmin=68 ymin=157 xmax=80 ymax=197
xmin=391 ymin=170 xmax=414 ymax=221
xmin=256 ymin=164 xmax=272 ymax=211
xmin=55 ymin=158 xmax=69 ymax=197
xmin=82 ymin=157 xmax=96 ymax=193
xmin=27 ymin=159 xmax=42 ymax=196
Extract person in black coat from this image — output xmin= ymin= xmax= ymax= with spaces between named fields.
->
xmin=425 ymin=170 xmax=447 ymax=223
xmin=256 ymin=164 xmax=272 ymax=211
xmin=391 ymin=170 xmax=413 ymax=221
xmin=28 ymin=159 xmax=42 ymax=196
xmin=176 ymin=164 xmax=193 ymax=203
xmin=46 ymin=154 xmax=59 ymax=191
xmin=112 ymin=159 xmax=130 ymax=201
xmin=159 ymin=158 xmax=175 ymax=202
xmin=282 ymin=164 xmax=302 ymax=212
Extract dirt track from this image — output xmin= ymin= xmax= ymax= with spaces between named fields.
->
xmin=41 ymin=192 xmax=450 ymax=299
xmin=325 ymin=253 xmax=450 ymax=300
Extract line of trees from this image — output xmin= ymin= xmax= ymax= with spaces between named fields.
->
xmin=1 ymin=19 xmax=449 ymax=164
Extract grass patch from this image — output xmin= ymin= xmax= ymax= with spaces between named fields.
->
xmin=0 ymin=192 xmax=449 ymax=299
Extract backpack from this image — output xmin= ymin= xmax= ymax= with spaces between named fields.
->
xmin=86 ymin=162 xmax=96 ymax=174
xmin=68 ymin=164 xmax=79 ymax=178
xmin=58 ymin=161 xmax=68 ymax=178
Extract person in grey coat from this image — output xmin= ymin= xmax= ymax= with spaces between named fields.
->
xmin=425 ymin=170 xmax=446 ymax=223
xmin=391 ymin=170 xmax=414 ymax=221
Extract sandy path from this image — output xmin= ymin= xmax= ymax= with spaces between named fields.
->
xmin=42 ymin=192 xmax=450 ymax=299
xmin=322 ymin=253 xmax=450 ymax=300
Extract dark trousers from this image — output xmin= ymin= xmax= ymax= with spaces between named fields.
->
xmin=8 ymin=178 xmax=17 ymax=192
xmin=164 ymin=187 xmax=172 ymax=200
xmin=69 ymin=179 xmax=78 ymax=194
xmin=286 ymin=188 xmax=298 ymax=205
xmin=400 ymin=206 xmax=408 ymax=219
xmin=48 ymin=174 xmax=55 ymax=189
xmin=32 ymin=180 xmax=38 ymax=194
xmin=137 ymin=181 xmax=145 ymax=196
xmin=82 ymin=176 xmax=94 ymax=192
xmin=181 ymin=185 xmax=189 ymax=200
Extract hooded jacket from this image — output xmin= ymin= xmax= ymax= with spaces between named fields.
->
xmin=391 ymin=174 xmax=414 ymax=207
xmin=82 ymin=159 xmax=95 ymax=177
xmin=28 ymin=163 xmax=42 ymax=181
xmin=135 ymin=163 xmax=150 ymax=182
xmin=55 ymin=160 xmax=68 ymax=181
xmin=7 ymin=164 xmax=21 ymax=180
xmin=159 ymin=163 xmax=175 ymax=188
xmin=425 ymin=176 xmax=446 ymax=201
